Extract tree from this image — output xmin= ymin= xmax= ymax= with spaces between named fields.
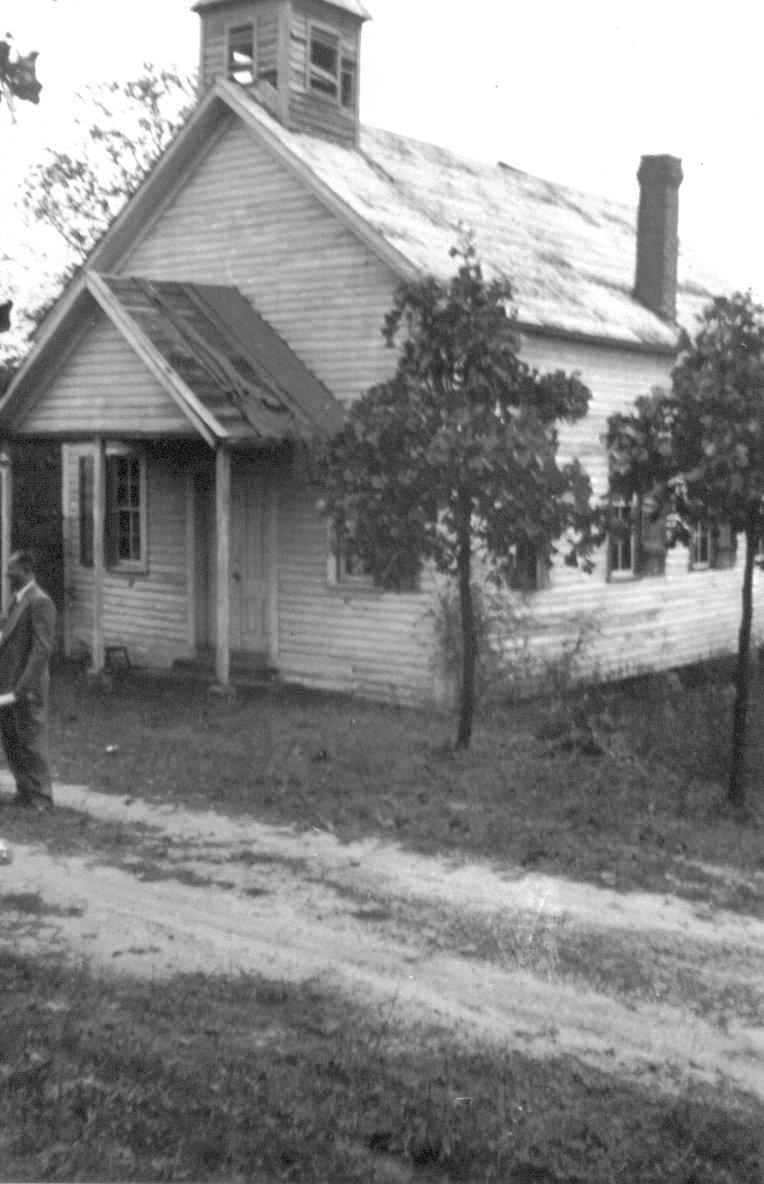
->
xmin=22 ymin=67 xmax=195 ymax=265
xmin=607 ymin=291 xmax=764 ymax=815
xmin=316 ymin=242 xmax=595 ymax=748
xmin=0 ymin=66 xmax=195 ymax=356
xmin=0 ymin=36 xmax=42 ymax=116
xmin=1 ymin=29 xmax=44 ymax=336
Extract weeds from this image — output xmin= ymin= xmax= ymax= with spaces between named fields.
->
xmin=0 ymin=950 xmax=760 ymax=1183
xmin=42 ymin=664 xmax=763 ymax=913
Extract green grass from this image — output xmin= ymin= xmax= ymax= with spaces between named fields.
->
xmin=0 ymin=950 xmax=760 ymax=1184
xmin=46 ymin=663 xmax=763 ymax=912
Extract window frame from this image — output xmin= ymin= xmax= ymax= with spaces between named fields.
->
xmin=755 ymin=532 xmax=764 ymax=567
xmin=307 ymin=21 xmax=342 ymax=104
xmin=106 ymin=446 xmax=148 ymax=572
xmin=76 ymin=445 xmax=148 ymax=575
xmin=326 ymin=517 xmax=375 ymax=590
xmin=507 ymin=535 xmax=549 ymax=593
xmin=226 ymin=22 xmax=255 ymax=87
xmin=606 ymin=498 xmax=638 ymax=581
xmin=689 ymin=521 xmax=712 ymax=570
xmin=340 ymin=53 xmax=356 ymax=109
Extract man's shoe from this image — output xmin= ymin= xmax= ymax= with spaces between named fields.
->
xmin=8 ymin=795 xmax=52 ymax=811
xmin=28 ymin=797 xmax=53 ymax=813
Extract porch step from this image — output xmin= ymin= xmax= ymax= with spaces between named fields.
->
xmin=172 ymin=652 xmax=279 ymax=688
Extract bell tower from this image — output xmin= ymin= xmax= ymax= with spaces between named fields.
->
xmin=193 ymin=0 xmax=370 ymax=146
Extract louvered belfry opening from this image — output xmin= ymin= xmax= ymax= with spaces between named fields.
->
xmin=192 ymin=0 xmax=369 ymax=146
xmin=634 ymin=154 xmax=683 ymax=322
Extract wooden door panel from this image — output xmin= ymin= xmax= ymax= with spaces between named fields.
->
xmin=231 ymin=458 xmax=268 ymax=654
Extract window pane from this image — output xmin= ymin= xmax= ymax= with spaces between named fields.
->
xmin=311 ymin=35 xmax=338 ymax=75
xmin=341 ymin=59 xmax=355 ymax=107
xmin=609 ymin=503 xmax=634 ymax=574
xmin=106 ymin=452 xmax=143 ymax=566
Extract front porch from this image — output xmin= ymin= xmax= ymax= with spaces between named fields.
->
xmin=0 ymin=272 xmax=344 ymax=690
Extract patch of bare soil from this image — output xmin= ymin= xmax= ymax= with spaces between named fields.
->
xmin=1 ymin=780 xmax=762 ymax=1102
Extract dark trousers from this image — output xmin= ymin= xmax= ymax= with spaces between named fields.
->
xmin=0 ymin=702 xmax=52 ymax=803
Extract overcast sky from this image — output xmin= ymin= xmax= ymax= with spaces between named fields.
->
xmin=2 ymin=0 xmax=763 ymax=296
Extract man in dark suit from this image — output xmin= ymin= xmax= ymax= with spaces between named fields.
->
xmin=0 ymin=550 xmax=57 ymax=810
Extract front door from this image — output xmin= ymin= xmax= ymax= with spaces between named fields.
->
xmin=192 ymin=457 xmax=273 ymax=658
xmin=229 ymin=456 xmax=269 ymax=655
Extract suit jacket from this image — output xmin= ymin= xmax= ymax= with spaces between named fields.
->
xmin=0 ymin=582 xmax=57 ymax=709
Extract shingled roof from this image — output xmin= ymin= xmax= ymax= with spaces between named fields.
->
xmin=192 ymin=0 xmax=370 ymax=15
xmin=225 ymin=84 xmax=724 ymax=350
xmin=82 ymin=274 xmax=344 ymax=443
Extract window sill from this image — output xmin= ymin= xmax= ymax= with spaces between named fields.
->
xmin=607 ymin=569 xmax=637 ymax=583
xmin=326 ymin=580 xmax=422 ymax=597
xmin=77 ymin=564 xmax=149 ymax=577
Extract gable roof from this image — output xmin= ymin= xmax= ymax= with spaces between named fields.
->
xmin=0 ymin=79 xmax=730 ymax=432
xmin=3 ymin=272 xmax=343 ymax=442
xmin=220 ymin=84 xmax=724 ymax=352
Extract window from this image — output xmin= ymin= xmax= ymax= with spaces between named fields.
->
xmin=307 ymin=24 xmax=354 ymax=108
xmin=308 ymin=25 xmax=339 ymax=100
xmin=327 ymin=516 xmax=373 ymax=586
xmin=340 ymin=55 xmax=356 ymax=108
xmin=689 ymin=521 xmax=736 ymax=571
xmin=107 ymin=452 xmax=145 ymax=567
xmin=508 ymin=535 xmax=549 ymax=593
xmin=690 ymin=522 xmax=711 ymax=569
xmin=227 ymin=24 xmax=255 ymax=86
xmin=77 ymin=447 xmax=147 ymax=572
xmin=607 ymin=500 xmax=637 ymax=579
xmin=606 ymin=497 xmax=668 ymax=581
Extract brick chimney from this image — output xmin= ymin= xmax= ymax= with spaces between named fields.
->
xmin=634 ymin=155 xmax=683 ymax=321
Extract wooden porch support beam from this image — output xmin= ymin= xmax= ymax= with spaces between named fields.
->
xmin=0 ymin=447 xmax=12 ymax=615
xmin=215 ymin=445 xmax=231 ymax=688
xmin=91 ymin=436 xmax=106 ymax=673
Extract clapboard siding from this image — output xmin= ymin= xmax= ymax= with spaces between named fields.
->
xmin=521 ymin=335 xmax=671 ymax=497
xmin=276 ymin=478 xmax=436 ymax=704
xmin=61 ymin=445 xmax=192 ymax=667
xmin=122 ymin=120 xmax=396 ymax=408
xmin=471 ymin=336 xmax=764 ymax=689
xmin=24 ymin=316 xmax=193 ymax=437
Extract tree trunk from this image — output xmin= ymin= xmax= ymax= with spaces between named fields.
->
xmin=728 ymin=524 xmax=756 ymax=813
xmin=455 ymin=495 xmax=476 ymax=749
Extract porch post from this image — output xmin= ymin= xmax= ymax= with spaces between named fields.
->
xmin=91 ymin=436 xmax=106 ymax=672
xmin=0 ymin=448 xmax=12 ymax=615
xmin=215 ymin=444 xmax=231 ymax=687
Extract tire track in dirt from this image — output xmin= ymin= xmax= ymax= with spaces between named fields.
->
xmin=1 ymin=782 xmax=762 ymax=1101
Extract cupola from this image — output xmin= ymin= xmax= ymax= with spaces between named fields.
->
xmin=192 ymin=0 xmax=370 ymax=146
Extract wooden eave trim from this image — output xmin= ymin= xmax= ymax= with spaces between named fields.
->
xmin=516 ymin=318 xmax=678 ymax=359
xmin=215 ymin=80 xmax=419 ymax=282
xmin=85 ymin=272 xmax=223 ymax=447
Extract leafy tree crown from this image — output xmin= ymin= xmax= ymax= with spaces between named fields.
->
xmin=317 ymin=242 xmax=595 ymax=590
xmin=608 ymin=291 xmax=764 ymax=540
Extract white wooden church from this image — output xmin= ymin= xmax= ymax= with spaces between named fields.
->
xmin=0 ymin=0 xmax=758 ymax=703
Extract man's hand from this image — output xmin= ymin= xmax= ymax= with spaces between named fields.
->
xmin=0 ymin=692 xmax=16 ymax=708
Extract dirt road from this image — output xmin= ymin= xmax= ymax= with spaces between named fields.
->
xmin=2 ymin=777 xmax=762 ymax=1101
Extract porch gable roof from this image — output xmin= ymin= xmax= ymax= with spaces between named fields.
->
xmin=95 ymin=274 xmax=345 ymax=443
xmin=3 ymin=273 xmax=345 ymax=443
